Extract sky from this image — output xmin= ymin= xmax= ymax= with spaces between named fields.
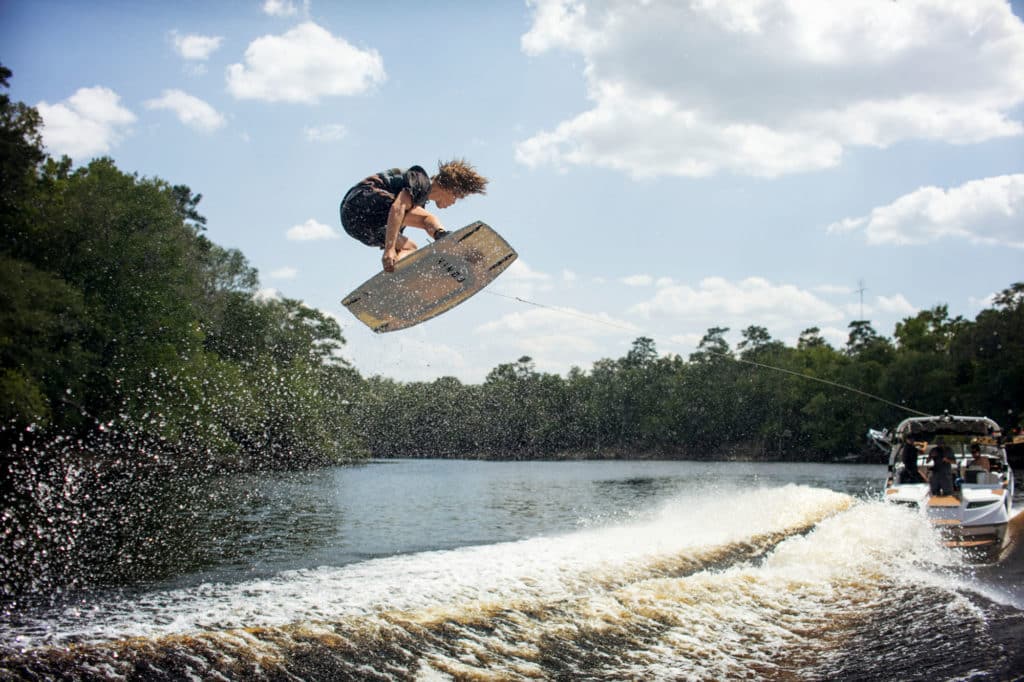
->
xmin=2 ymin=0 xmax=1023 ymax=384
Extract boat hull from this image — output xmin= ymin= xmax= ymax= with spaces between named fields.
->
xmin=886 ymin=483 xmax=1013 ymax=559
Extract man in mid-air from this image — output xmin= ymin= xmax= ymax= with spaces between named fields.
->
xmin=340 ymin=159 xmax=488 ymax=272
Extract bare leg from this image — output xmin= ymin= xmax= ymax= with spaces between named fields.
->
xmin=406 ymin=223 xmax=445 ymax=239
xmin=395 ymin=234 xmax=417 ymax=262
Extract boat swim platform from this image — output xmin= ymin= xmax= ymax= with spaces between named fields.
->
xmin=945 ymin=539 xmax=999 ymax=549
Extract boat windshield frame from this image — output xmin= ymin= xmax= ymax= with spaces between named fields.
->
xmin=886 ymin=414 xmax=1010 ymax=474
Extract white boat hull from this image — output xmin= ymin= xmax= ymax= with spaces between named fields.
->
xmin=886 ymin=484 xmax=1013 ymax=551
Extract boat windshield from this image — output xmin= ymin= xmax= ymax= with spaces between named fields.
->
xmin=893 ymin=437 xmax=1006 ymax=479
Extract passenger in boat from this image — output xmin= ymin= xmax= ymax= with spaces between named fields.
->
xmin=966 ymin=444 xmax=996 ymax=484
xmin=928 ymin=438 xmax=956 ymax=496
xmin=898 ymin=433 xmax=925 ymax=483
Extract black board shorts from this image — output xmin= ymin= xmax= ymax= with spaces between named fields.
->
xmin=930 ymin=472 xmax=955 ymax=496
xmin=340 ymin=184 xmax=402 ymax=248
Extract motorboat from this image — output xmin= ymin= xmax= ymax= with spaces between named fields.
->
xmin=871 ymin=413 xmax=1016 ymax=556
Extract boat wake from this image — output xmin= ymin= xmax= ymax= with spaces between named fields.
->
xmin=2 ymin=484 xmax=1019 ymax=680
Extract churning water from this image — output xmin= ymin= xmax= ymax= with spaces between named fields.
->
xmin=1 ymin=460 xmax=1022 ymax=680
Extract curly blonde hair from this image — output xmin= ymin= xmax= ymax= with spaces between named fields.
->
xmin=433 ymin=159 xmax=488 ymax=198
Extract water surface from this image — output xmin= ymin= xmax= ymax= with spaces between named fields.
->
xmin=2 ymin=459 xmax=1022 ymax=680
xmin=144 ymin=459 xmax=886 ymax=589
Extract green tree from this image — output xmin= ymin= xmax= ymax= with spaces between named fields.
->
xmin=845 ymin=320 xmax=892 ymax=360
xmin=797 ymin=327 xmax=829 ymax=350
xmin=0 ymin=64 xmax=46 ymax=242
xmin=737 ymin=325 xmax=775 ymax=357
xmin=0 ymin=257 xmax=92 ymax=428
xmin=953 ymin=283 xmax=1024 ymax=427
xmin=894 ymin=305 xmax=966 ymax=354
xmin=690 ymin=326 xmax=731 ymax=363
xmin=0 ymin=73 xmax=364 ymax=466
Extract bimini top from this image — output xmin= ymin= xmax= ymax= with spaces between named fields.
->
xmin=895 ymin=414 xmax=1002 ymax=440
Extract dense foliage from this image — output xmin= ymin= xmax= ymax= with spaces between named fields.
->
xmin=353 ymin=296 xmax=1024 ymax=461
xmin=2 ymin=68 xmax=1022 ymax=469
xmin=0 ymin=67 xmax=363 ymax=471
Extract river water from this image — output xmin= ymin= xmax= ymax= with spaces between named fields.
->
xmin=2 ymin=459 xmax=1023 ymax=680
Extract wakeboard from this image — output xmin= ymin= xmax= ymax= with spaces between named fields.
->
xmin=342 ymin=221 xmax=517 ymax=333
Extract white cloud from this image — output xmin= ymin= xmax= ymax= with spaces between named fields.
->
xmin=621 ymin=274 xmax=653 ymax=287
xmin=819 ymin=326 xmax=849 ymax=347
xmin=813 ymin=284 xmax=855 ymax=295
xmin=170 ymin=31 xmax=223 ymax=60
xmin=629 ymin=276 xmax=844 ymax=325
xmin=492 ymin=259 xmax=555 ymax=300
xmin=876 ymin=293 xmax=917 ymax=315
xmin=262 ymin=0 xmax=298 ymax=16
xmin=518 ymin=0 xmax=1024 ymax=178
xmin=477 ymin=306 xmax=636 ymax=337
xmin=304 ymin=123 xmax=348 ymax=142
xmin=269 ymin=266 xmax=298 ymax=279
xmin=341 ymin=327 xmax=478 ymax=382
xmin=37 ymin=86 xmax=136 ymax=159
xmin=227 ymin=22 xmax=385 ymax=103
xmin=505 ymin=260 xmax=551 ymax=282
xmin=287 ymin=219 xmax=339 ymax=241
xmin=475 ymin=307 xmax=638 ymax=374
xmin=477 ymin=260 xmax=638 ymax=372
xmin=824 ymin=217 xmax=863 ymax=235
xmin=255 ymin=288 xmax=281 ymax=301
xmin=145 ymin=90 xmax=226 ymax=132
xmin=968 ymin=292 xmax=997 ymax=310
xmin=667 ymin=332 xmax=704 ymax=349
xmin=826 ymin=174 xmax=1024 ymax=248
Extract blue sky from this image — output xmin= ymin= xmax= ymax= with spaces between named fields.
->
xmin=3 ymin=0 xmax=1023 ymax=383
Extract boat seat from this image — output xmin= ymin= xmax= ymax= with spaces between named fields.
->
xmin=966 ymin=469 xmax=1000 ymax=485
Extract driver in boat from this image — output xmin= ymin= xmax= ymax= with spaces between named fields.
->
xmin=339 ymin=159 xmax=489 ymax=273
xmin=899 ymin=433 xmax=926 ymax=483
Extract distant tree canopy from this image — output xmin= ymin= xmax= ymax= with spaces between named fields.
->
xmin=352 ymin=297 xmax=1023 ymax=461
xmin=1 ymin=67 xmax=1022 ymax=468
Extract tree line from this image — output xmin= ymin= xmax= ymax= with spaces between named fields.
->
xmin=2 ymin=66 xmax=1022 ymax=471
xmin=352 ymin=293 xmax=1023 ymax=461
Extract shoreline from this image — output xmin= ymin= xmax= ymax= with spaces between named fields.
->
xmin=367 ymin=449 xmax=883 ymax=465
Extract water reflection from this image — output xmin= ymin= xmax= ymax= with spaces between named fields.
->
xmin=156 ymin=470 xmax=346 ymax=585
xmin=5 ymin=459 xmax=890 ymax=600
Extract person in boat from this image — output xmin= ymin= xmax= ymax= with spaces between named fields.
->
xmin=967 ymin=443 xmax=989 ymax=470
xmin=339 ymin=159 xmax=489 ymax=272
xmin=966 ymin=443 xmax=995 ymax=484
xmin=928 ymin=437 xmax=956 ymax=496
xmin=898 ymin=433 xmax=925 ymax=483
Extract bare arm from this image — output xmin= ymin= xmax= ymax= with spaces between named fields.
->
xmin=382 ymin=190 xmax=415 ymax=272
